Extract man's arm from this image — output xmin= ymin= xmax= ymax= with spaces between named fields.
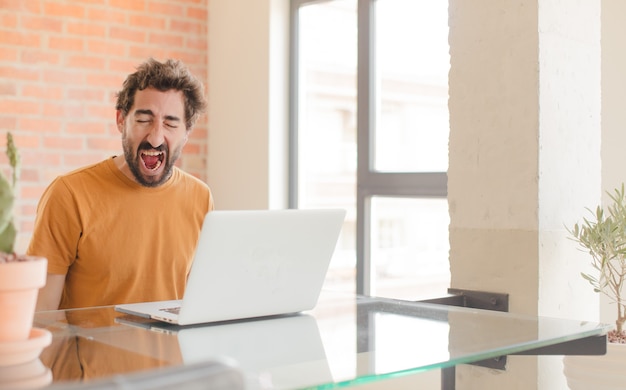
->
xmin=36 ymin=274 xmax=65 ymax=311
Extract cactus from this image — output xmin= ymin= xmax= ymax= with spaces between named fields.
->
xmin=0 ymin=132 xmax=20 ymax=254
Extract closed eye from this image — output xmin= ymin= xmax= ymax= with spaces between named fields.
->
xmin=164 ymin=115 xmax=181 ymax=129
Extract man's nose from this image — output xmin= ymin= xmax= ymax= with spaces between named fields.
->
xmin=146 ymin=121 xmax=165 ymax=147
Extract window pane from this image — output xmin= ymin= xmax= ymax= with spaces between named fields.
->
xmin=374 ymin=0 xmax=450 ymax=172
xmin=297 ymin=1 xmax=358 ymax=293
xmin=370 ymin=197 xmax=450 ymax=300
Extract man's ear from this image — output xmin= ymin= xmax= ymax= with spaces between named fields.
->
xmin=116 ymin=110 xmax=125 ymax=133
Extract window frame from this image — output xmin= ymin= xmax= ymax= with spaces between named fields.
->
xmin=289 ymin=0 xmax=448 ymax=296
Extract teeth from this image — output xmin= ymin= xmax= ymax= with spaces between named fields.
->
xmin=142 ymin=151 xmax=163 ymax=156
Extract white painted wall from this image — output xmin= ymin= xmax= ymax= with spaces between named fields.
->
xmin=207 ymin=0 xmax=289 ymax=210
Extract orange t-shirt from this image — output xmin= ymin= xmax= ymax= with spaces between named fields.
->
xmin=27 ymin=157 xmax=214 ymax=309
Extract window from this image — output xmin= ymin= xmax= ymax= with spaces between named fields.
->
xmin=291 ymin=0 xmax=449 ymax=300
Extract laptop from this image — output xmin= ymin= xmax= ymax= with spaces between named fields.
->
xmin=115 ymin=208 xmax=346 ymax=325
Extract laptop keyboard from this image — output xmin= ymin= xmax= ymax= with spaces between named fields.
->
xmin=160 ymin=307 xmax=181 ymax=315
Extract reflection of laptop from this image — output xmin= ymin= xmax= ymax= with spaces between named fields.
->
xmin=115 ymin=209 xmax=345 ymax=325
xmin=114 ymin=314 xmax=332 ymax=389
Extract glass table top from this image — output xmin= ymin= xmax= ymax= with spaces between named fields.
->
xmin=31 ymin=291 xmax=609 ymax=389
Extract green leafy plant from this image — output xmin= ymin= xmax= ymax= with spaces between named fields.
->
xmin=0 ymin=132 xmax=20 ymax=255
xmin=568 ymin=184 xmax=626 ymax=343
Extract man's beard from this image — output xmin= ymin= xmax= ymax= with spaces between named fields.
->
xmin=122 ymin=136 xmax=183 ymax=188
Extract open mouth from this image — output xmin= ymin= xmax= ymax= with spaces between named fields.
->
xmin=140 ymin=150 xmax=164 ymax=171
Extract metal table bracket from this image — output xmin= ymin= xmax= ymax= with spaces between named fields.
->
xmin=419 ymin=288 xmax=509 ymax=313
xmin=416 ymin=288 xmax=607 ymax=390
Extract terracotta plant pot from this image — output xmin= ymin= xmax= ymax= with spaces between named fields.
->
xmin=0 ymin=358 xmax=52 ymax=389
xmin=0 ymin=256 xmax=47 ymax=343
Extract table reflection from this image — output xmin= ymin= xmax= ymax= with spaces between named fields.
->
xmin=35 ymin=307 xmax=332 ymax=389
xmin=37 ymin=308 xmax=180 ymax=382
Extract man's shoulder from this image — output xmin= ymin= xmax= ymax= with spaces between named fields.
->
xmin=51 ymin=159 xmax=114 ymax=189
xmin=63 ymin=159 xmax=109 ymax=176
xmin=173 ymin=167 xmax=210 ymax=189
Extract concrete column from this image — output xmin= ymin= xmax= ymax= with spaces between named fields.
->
xmin=601 ymin=0 xmax=626 ymax=325
xmin=448 ymin=0 xmax=600 ymax=388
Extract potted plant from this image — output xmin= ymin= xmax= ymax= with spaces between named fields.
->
xmin=563 ymin=184 xmax=626 ymax=389
xmin=0 ymin=132 xmax=48 ymax=347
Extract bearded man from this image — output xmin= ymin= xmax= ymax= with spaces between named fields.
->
xmin=30 ymin=58 xmax=213 ymax=310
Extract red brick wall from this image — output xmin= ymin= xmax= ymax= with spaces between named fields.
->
xmin=0 ymin=0 xmax=209 ymax=252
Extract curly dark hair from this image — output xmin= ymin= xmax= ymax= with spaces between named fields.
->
xmin=115 ymin=58 xmax=207 ymax=130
